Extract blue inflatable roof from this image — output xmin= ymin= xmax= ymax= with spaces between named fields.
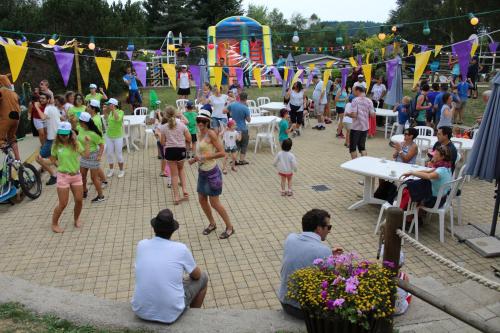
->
xmin=215 ymin=16 xmax=263 ymax=39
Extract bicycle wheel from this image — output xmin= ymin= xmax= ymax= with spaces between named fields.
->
xmin=18 ymin=163 xmax=42 ymax=199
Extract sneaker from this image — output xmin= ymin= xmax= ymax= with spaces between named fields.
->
xmin=101 ymin=181 xmax=108 ymax=189
xmin=312 ymin=125 xmax=319 ymax=129
xmin=296 ymin=130 xmax=301 ymax=136
xmin=91 ymin=195 xmax=106 ymax=203
xmin=291 ymin=131 xmax=297 ymax=138
xmin=45 ymin=176 xmax=57 ymax=186
xmin=117 ymin=170 xmax=125 ymax=178
xmin=106 ymin=169 xmax=114 ymax=178
xmin=319 ymin=126 xmax=326 ymax=130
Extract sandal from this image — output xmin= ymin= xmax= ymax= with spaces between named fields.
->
xmin=281 ymin=190 xmax=286 ymax=196
xmin=160 ymin=173 xmax=168 ymax=177
xmin=181 ymin=192 xmax=189 ymax=201
xmin=287 ymin=190 xmax=293 ymax=196
xmin=219 ymin=228 xmax=235 ymax=239
xmin=231 ymin=166 xmax=237 ymax=172
xmin=202 ymin=224 xmax=217 ymax=235
xmin=222 ymin=168 xmax=228 ymax=174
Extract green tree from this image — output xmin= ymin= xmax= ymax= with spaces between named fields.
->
xmin=190 ymin=0 xmax=244 ymax=27
xmin=290 ymin=13 xmax=307 ymax=30
xmin=247 ymin=4 xmax=268 ymax=24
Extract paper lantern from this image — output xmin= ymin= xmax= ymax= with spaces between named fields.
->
xmin=469 ymin=13 xmax=479 ymax=26
xmin=127 ymin=41 xmax=134 ymax=51
xmin=378 ymin=26 xmax=386 ymax=41
xmin=88 ymin=36 xmax=96 ymax=50
xmin=292 ymin=31 xmax=299 ymax=43
xmin=422 ymin=21 xmax=430 ymax=36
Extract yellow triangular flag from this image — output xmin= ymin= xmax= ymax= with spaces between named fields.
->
xmin=365 ymin=53 xmax=370 ymax=64
xmin=162 ymin=64 xmax=177 ymax=90
xmin=213 ymin=66 xmax=222 ymax=89
xmin=325 ymin=61 xmax=334 ymax=68
xmin=94 ymin=57 xmax=112 ymax=89
xmin=308 ymin=64 xmax=315 ymax=71
xmin=470 ymin=43 xmax=479 ymax=57
xmin=381 ymin=47 xmax=385 ymax=58
xmin=413 ymin=51 xmax=432 ymax=87
xmin=2 ymin=44 xmax=28 ymax=82
xmin=291 ymin=69 xmax=304 ymax=86
xmin=284 ymin=67 xmax=289 ymax=81
xmin=109 ymin=51 xmax=117 ymax=61
xmin=7 ymin=38 xmax=15 ymax=45
xmin=434 ymin=45 xmax=443 ymax=57
xmin=253 ymin=67 xmax=262 ymax=88
xmin=348 ymin=57 xmax=358 ymax=68
xmin=322 ymin=69 xmax=331 ymax=91
xmin=361 ymin=64 xmax=372 ymax=92
xmin=407 ymin=43 xmax=414 ymax=56
xmin=78 ymin=47 xmax=84 ymax=54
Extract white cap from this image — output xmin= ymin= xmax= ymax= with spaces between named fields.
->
xmin=89 ymin=99 xmax=100 ymax=108
xmin=358 ymin=74 xmax=364 ymax=78
xmin=89 ymin=83 xmax=97 ymax=89
xmin=106 ymin=98 xmax=119 ymax=106
xmin=57 ymin=121 xmax=72 ymax=135
xmin=181 ymin=65 xmax=187 ymax=68
xmin=196 ymin=109 xmax=212 ymax=120
xmin=79 ymin=111 xmax=91 ymax=122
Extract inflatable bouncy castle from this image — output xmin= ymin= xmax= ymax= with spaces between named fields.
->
xmin=207 ymin=16 xmax=273 ymax=80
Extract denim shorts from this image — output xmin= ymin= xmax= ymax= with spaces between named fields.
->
xmin=211 ymin=117 xmax=227 ymax=129
xmin=40 ymin=139 xmax=53 ymax=158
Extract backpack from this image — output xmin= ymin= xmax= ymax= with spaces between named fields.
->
xmin=409 ymin=93 xmax=420 ymax=119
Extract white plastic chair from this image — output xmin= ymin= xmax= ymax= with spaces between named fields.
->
xmin=390 ymin=123 xmax=405 ymax=137
xmin=134 ymin=107 xmax=148 ymax=115
xmin=254 ymin=119 xmax=277 ymax=155
xmin=256 ymin=97 xmax=270 ymax=107
xmin=452 ymin=164 xmax=467 ymax=225
xmin=407 ymin=177 xmax=463 ymax=243
xmin=123 ymin=119 xmax=131 ymax=153
xmin=249 ymin=106 xmax=261 ymax=117
xmin=247 ymin=100 xmax=257 ymax=108
xmin=176 ymin=99 xmax=189 ymax=111
xmin=375 ymin=183 xmax=408 ymax=235
xmin=450 ymin=139 xmax=463 ymax=150
xmin=414 ymin=126 xmax=434 ymax=136
xmin=303 ymin=111 xmax=310 ymax=128
xmin=414 ymin=138 xmax=432 ymax=165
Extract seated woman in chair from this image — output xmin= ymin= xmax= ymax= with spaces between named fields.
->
xmin=392 ymin=127 xmax=418 ymax=164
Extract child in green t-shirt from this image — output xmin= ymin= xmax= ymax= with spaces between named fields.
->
xmin=183 ymin=101 xmax=198 ymax=158
xmin=279 ymin=108 xmax=292 ymax=144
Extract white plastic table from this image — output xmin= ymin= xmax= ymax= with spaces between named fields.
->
xmin=259 ymin=102 xmax=286 ymax=115
xmin=248 ymin=115 xmax=279 ymax=128
xmin=340 ymin=156 xmax=429 ymax=210
xmin=124 ymin=115 xmax=146 ymax=150
xmin=390 ymin=135 xmax=474 ymax=151
xmin=375 ymin=108 xmax=398 ymax=139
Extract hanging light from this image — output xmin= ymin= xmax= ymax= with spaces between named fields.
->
xmin=377 ymin=26 xmax=386 ymax=41
xmin=422 ymin=21 xmax=431 ymax=36
xmin=468 ymin=13 xmax=479 ymax=26
xmin=292 ymin=31 xmax=299 ymax=43
xmin=127 ymin=40 xmax=135 ymax=51
xmin=207 ymin=36 xmax=215 ymax=50
xmin=336 ymin=35 xmax=343 ymax=44
xmin=391 ymin=25 xmax=397 ymax=33
xmin=48 ymin=34 xmax=58 ymax=45
xmin=88 ymin=36 xmax=96 ymax=50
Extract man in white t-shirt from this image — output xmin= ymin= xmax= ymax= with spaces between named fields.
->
xmin=353 ymin=74 xmax=367 ymax=90
xmin=132 ymin=209 xmax=208 ymax=324
xmin=36 ymin=95 xmax=63 ymax=185
xmin=311 ymin=75 xmax=327 ymax=130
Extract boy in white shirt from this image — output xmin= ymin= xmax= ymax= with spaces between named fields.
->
xmin=273 ymin=138 xmax=298 ymax=196
xmin=222 ymin=119 xmax=240 ymax=174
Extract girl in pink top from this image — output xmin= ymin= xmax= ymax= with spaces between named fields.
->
xmin=160 ymin=106 xmax=192 ymax=205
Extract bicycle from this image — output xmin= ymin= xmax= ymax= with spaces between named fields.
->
xmin=0 ymin=143 xmax=42 ymax=203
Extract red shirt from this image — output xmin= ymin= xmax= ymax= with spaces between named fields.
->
xmin=32 ymin=102 xmax=46 ymax=119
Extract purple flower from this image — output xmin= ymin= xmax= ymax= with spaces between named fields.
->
xmin=345 ymin=276 xmax=359 ymax=294
xmin=326 ymin=299 xmax=335 ymax=310
xmin=332 ymin=276 xmax=344 ymax=286
xmin=326 ymin=256 xmax=335 ymax=266
xmin=333 ymin=298 xmax=345 ymax=307
xmin=321 ymin=280 xmax=329 ymax=289
xmin=321 ymin=290 xmax=328 ymax=299
xmin=354 ymin=267 xmax=368 ymax=276
xmin=383 ymin=260 xmax=396 ymax=269
xmin=313 ymin=258 xmax=324 ymax=266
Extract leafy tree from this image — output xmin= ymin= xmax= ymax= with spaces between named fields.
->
xmin=190 ymin=0 xmax=243 ymax=27
xmin=247 ymin=4 xmax=268 ymax=25
xmin=290 ymin=13 xmax=307 ymax=30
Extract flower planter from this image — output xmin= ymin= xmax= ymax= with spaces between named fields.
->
xmin=303 ymin=311 xmax=388 ymax=333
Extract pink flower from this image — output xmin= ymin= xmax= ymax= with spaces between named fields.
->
xmin=321 ymin=280 xmax=329 ymax=289
xmin=326 ymin=256 xmax=335 ymax=266
xmin=345 ymin=276 xmax=359 ymax=294
xmin=333 ymin=298 xmax=345 ymax=307
xmin=332 ymin=276 xmax=344 ymax=286
xmin=313 ymin=258 xmax=324 ymax=266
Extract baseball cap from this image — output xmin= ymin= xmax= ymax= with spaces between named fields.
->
xmin=79 ymin=111 xmax=91 ymax=122
xmin=89 ymin=83 xmax=97 ymax=89
xmin=186 ymin=100 xmax=194 ymax=108
xmin=57 ymin=122 xmax=72 ymax=135
xmin=181 ymin=64 xmax=187 ymax=69
xmin=89 ymin=99 xmax=100 ymax=108
xmin=150 ymin=209 xmax=179 ymax=234
xmin=197 ymin=109 xmax=212 ymax=120
xmin=227 ymin=119 xmax=236 ymax=127
xmin=106 ymin=98 xmax=119 ymax=106
xmin=358 ymin=74 xmax=364 ymax=78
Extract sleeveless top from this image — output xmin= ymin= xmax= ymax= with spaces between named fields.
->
xmin=196 ymin=133 xmax=217 ymax=171
xmin=396 ymin=141 xmax=417 ymax=164
xmin=437 ymin=105 xmax=453 ymax=128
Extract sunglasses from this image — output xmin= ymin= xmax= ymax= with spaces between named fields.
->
xmin=323 ymin=224 xmax=332 ymax=231
xmin=196 ymin=118 xmax=209 ymax=124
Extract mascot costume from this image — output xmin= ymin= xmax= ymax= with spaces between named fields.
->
xmin=0 ymin=74 xmax=21 ymax=161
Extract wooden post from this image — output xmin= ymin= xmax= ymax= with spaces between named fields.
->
xmin=73 ymin=40 xmax=82 ymax=93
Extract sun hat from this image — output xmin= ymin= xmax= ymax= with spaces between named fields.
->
xmin=150 ymin=209 xmax=179 ymax=234
xmin=196 ymin=109 xmax=212 ymax=120
xmin=57 ymin=122 xmax=72 ymax=135
xmin=89 ymin=83 xmax=97 ymax=89
xmin=227 ymin=119 xmax=236 ymax=127
xmin=89 ymin=99 xmax=100 ymax=108
xmin=79 ymin=112 xmax=91 ymax=122
xmin=105 ymin=98 xmax=119 ymax=106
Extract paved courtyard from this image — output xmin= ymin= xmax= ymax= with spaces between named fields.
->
xmin=0 ymin=124 xmax=499 ymax=311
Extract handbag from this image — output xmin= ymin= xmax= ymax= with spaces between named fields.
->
xmin=200 ymin=166 xmax=222 ymax=191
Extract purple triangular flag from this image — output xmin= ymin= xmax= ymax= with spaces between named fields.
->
xmin=451 ymin=45 xmax=457 ymax=56
xmin=235 ymin=68 xmax=244 ymax=88
xmin=126 ymin=51 xmax=133 ymax=60
xmin=386 ymin=44 xmax=393 ymax=55
xmin=386 ymin=58 xmax=399 ymax=90
xmin=454 ymin=40 xmax=472 ymax=81
xmin=489 ymin=42 xmax=499 ymax=54
xmin=131 ymin=61 xmax=147 ymax=87
xmin=54 ymin=50 xmax=74 ymax=87
xmin=297 ymin=64 xmax=305 ymax=81
xmin=357 ymin=55 xmax=362 ymax=66
xmin=184 ymin=46 xmax=191 ymax=56
xmin=155 ymin=49 xmax=162 ymax=56
xmin=271 ymin=67 xmax=282 ymax=84
xmin=306 ymin=72 xmax=313 ymax=88
xmin=190 ymin=65 xmax=201 ymax=89
xmin=420 ymin=45 xmax=428 ymax=52
xmin=340 ymin=68 xmax=349 ymax=89
xmin=0 ymin=36 xmax=7 ymax=44
xmin=287 ymin=69 xmax=294 ymax=87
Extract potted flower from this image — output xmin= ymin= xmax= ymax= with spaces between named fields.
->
xmin=287 ymin=252 xmax=396 ymax=333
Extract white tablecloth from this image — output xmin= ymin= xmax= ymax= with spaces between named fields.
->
xmin=340 ymin=156 xmax=429 ymax=210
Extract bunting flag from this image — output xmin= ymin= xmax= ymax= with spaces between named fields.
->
xmin=306 ymin=71 xmax=313 ymax=88
xmin=54 ymin=51 xmax=74 ymax=87
xmin=348 ymin=57 xmax=357 ymax=68
xmin=322 ymin=69 xmax=331 ymax=91
xmin=78 ymin=47 xmax=84 ymax=54
xmin=2 ymin=44 xmax=28 ymax=82
xmin=413 ymin=51 xmax=432 ymax=87
xmin=361 ymin=64 xmax=372 ymax=92
xmin=381 ymin=47 xmax=385 ymax=58
xmin=470 ymin=43 xmax=479 ymax=57
xmin=162 ymin=63 xmax=177 ymax=89
xmin=125 ymin=51 xmax=133 ymax=60
xmin=434 ymin=45 xmax=443 ymax=56
xmin=386 ymin=44 xmax=394 ymax=55
xmin=131 ymin=61 xmax=147 ymax=87
xmin=340 ymin=67 xmax=349 ymax=89
xmin=213 ymin=66 xmax=222 ymax=89
xmin=271 ymin=67 xmax=282 ymax=84
xmin=420 ymin=45 xmax=428 ymax=52
xmin=253 ymin=67 xmax=262 ymax=88
xmin=287 ymin=69 xmax=294 ymax=87
xmin=386 ymin=58 xmax=399 ymax=90
xmin=190 ymin=65 xmax=201 ymax=89
xmin=235 ymin=68 xmax=244 ymax=88
xmin=407 ymin=43 xmax=414 ymax=56
xmin=489 ymin=42 xmax=499 ymax=54
xmin=325 ymin=61 xmax=334 ymax=68
xmin=308 ymin=64 xmax=315 ymax=71
xmin=455 ymin=40 xmax=472 ymax=81
xmin=109 ymin=51 xmax=117 ymax=61
xmin=95 ymin=57 xmax=112 ymax=89
xmin=291 ymin=69 xmax=303 ymax=86
xmin=284 ymin=67 xmax=289 ymax=82
xmin=297 ymin=64 xmax=305 ymax=81
xmin=357 ymin=55 xmax=362 ymax=67
xmin=365 ymin=52 xmax=370 ymax=64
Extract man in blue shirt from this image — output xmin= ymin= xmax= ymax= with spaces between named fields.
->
xmin=455 ymin=76 xmax=473 ymax=124
xmin=123 ymin=67 xmax=142 ymax=111
xmin=278 ymin=209 xmax=343 ymax=319
xmin=426 ymin=83 xmax=440 ymax=124
xmin=227 ymin=92 xmax=251 ymax=165
xmin=219 ymin=58 xmax=230 ymax=93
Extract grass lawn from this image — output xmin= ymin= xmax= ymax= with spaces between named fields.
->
xmin=0 ymin=302 xmax=147 ymax=333
xmin=132 ymin=83 xmax=488 ymax=127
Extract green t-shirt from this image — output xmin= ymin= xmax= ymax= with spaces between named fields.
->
xmin=279 ymin=119 xmax=289 ymax=142
xmin=92 ymin=114 xmax=104 ymax=134
xmin=106 ymin=109 xmax=124 ymax=138
xmin=85 ymin=93 xmax=103 ymax=102
xmin=68 ymin=105 xmax=86 ymax=120
xmin=51 ymin=142 xmax=84 ymax=174
xmin=184 ymin=111 xmax=197 ymax=134
xmin=77 ymin=128 xmax=104 ymax=152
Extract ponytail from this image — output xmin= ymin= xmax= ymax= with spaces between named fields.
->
xmin=81 ymin=119 xmax=102 ymax=137
xmin=165 ymin=106 xmax=177 ymax=129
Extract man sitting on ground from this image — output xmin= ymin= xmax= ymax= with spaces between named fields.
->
xmin=132 ymin=209 xmax=208 ymax=324
xmin=278 ymin=209 xmax=343 ymax=319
